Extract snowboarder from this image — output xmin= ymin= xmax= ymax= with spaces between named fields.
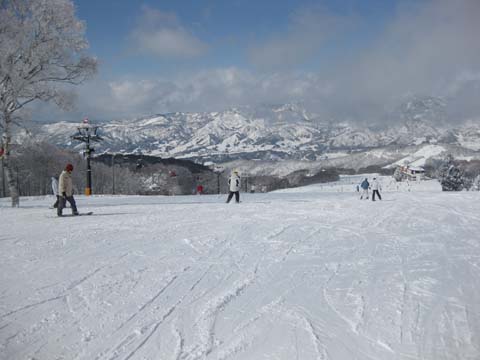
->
xmin=57 ymin=163 xmax=79 ymax=216
xmin=226 ymin=170 xmax=241 ymax=203
xmin=371 ymin=177 xmax=382 ymax=201
xmin=51 ymin=176 xmax=59 ymax=208
xmin=360 ymin=178 xmax=369 ymax=200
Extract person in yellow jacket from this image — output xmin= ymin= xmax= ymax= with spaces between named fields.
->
xmin=57 ymin=163 xmax=79 ymax=216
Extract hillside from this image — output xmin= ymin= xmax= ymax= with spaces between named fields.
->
xmin=1 ymin=177 xmax=480 ymax=359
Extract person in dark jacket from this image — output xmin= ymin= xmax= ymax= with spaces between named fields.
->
xmin=360 ymin=178 xmax=369 ymax=200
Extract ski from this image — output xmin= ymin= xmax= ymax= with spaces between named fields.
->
xmin=58 ymin=212 xmax=93 ymax=217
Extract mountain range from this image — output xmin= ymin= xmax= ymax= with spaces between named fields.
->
xmin=29 ymin=95 xmax=480 ymax=173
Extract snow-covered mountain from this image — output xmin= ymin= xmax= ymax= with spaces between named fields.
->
xmin=32 ymin=97 xmax=480 ymax=165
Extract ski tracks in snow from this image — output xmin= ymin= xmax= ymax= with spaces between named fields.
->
xmin=95 ymin=234 xmax=247 ymax=360
xmin=99 ymin=267 xmax=191 ymax=360
xmin=3 ymin=189 xmax=480 ymax=360
xmin=0 ymin=262 xmax=113 ymax=321
xmin=179 ymin=264 xmax=259 ymax=360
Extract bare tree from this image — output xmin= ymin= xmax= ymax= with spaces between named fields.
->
xmin=0 ymin=0 xmax=97 ymax=206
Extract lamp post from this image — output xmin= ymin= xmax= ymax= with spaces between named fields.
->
xmin=71 ymin=118 xmax=102 ymax=196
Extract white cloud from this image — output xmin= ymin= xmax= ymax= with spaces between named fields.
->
xmin=30 ymin=68 xmax=332 ymax=122
xmin=30 ymin=0 xmax=480 ymax=124
xmin=332 ymin=0 xmax=480 ymax=114
xmin=128 ymin=6 xmax=208 ymax=59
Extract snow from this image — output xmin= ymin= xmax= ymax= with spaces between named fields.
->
xmin=392 ymin=144 xmax=446 ymax=167
xmin=1 ymin=176 xmax=480 ymax=360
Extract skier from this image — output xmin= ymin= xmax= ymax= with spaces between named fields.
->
xmin=226 ymin=170 xmax=241 ymax=203
xmin=57 ymin=163 xmax=79 ymax=216
xmin=51 ymin=176 xmax=59 ymax=208
xmin=359 ymin=178 xmax=369 ymax=200
xmin=371 ymin=177 xmax=382 ymax=201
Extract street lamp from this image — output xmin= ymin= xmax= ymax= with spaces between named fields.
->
xmin=71 ymin=118 xmax=102 ymax=196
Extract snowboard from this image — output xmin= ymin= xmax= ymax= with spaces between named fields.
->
xmin=59 ymin=212 xmax=93 ymax=217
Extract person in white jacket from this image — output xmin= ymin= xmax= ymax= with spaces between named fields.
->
xmin=226 ymin=170 xmax=241 ymax=203
xmin=51 ymin=176 xmax=59 ymax=208
xmin=371 ymin=177 xmax=382 ymax=201
xmin=57 ymin=163 xmax=79 ymax=216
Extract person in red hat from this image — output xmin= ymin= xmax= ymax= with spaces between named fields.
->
xmin=57 ymin=163 xmax=79 ymax=216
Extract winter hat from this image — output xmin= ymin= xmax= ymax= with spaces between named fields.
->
xmin=65 ymin=163 xmax=74 ymax=172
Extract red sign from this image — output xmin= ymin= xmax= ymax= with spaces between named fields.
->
xmin=0 ymin=147 xmax=4 ymax=157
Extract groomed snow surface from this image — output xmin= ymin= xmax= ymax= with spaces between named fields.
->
xmin=1 ymin=176 xmax=480 ymax=360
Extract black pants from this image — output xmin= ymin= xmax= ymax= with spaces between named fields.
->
xmin=53 ymin=195 xmax=60 ymax=208
xmin=226 ymin=191 xmax=240 ymax=203
xmin=58 ymin=196 xmax=78 ymax=215
xmin=372 ymin=190 xmax=382 ymax=201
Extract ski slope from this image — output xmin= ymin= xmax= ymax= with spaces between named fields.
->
xmin=1 ymin=177 xmax=480 ymax=360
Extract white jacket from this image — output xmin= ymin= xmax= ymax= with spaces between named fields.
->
xmin=59 ymin=170 xmax=74 ymax=196
xmin=228 ymin=174 xmax=241 ymax=192
xmin=371 ymin=179 xmax=381 ymax=191
xmin=51 ymin=177 xmax=59 ymax=196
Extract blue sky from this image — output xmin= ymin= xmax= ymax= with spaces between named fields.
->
xmin=75 ymin=0 xmax=394 ymax=77
xmin=36 ymin=0 xmax=480 ymax=122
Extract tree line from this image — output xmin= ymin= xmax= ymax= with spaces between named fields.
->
xmin=0 ymin=141 xmax=345 ymax=198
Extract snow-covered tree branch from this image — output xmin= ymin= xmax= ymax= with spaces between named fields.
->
xmin=0 ymin=0 xmax=97 ymax=206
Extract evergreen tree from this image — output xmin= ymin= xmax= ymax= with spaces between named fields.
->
xmin=472 ymin=175 xmax=480 ymax=191
xmin=438 ymin=155 xmax=464 ymax=191
xmin=393 ymin=166 xmax=403 ymax=182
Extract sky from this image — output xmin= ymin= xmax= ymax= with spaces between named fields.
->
xmin=33 ymin=0 xmax=480 ymax=123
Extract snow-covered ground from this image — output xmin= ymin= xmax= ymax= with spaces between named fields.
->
xmin=1 ymin=176 xmax=480 ymax=360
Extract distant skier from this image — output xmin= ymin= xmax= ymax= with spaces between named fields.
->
xmin=57 ymin=163 xmax=79 ymax=216
xmin=51 ymin=176 xmax=59 ymax=208
xmin=360 ymin=178 xmax=369 ymax=200
xmin=371 ymin=177 xmax=382 ymax=201
xmin=226 ymin=170 xmax=241 ymax=203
